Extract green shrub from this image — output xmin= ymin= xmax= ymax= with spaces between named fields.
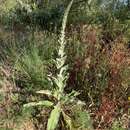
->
xmin=14 ymin=45 xmax=50 ymax=90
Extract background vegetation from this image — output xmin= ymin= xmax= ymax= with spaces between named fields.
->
xmin=0 ymin=0 xmax=130 ymax=130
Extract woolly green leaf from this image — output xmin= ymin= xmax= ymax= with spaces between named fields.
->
xmin=88 ymin=0 xmax=93 ymax=5
xmin=59 ymin=65 xmax=68 ymax=77
xmin=36 ymin=90 xmax=52 ymax=96
xmin=47 ymin=104 xmax=61 ymax=130
xmin=52 ymin=77 xmax=62 ymax=89
xmin=56 ymin=56 xmax=67 ymax=69
xmin=62 ymin=90 xmax=80 ymax=103
xmin=62 ymin=111 xmax=73 ymax=130
xmin=23 ymin=100 xmax=53 ymax=108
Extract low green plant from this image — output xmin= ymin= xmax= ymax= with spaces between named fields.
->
xmin=111 ymin=120 xmax=125 ymax=130
xmin=14 ymin=45 xmax=49 ymax=90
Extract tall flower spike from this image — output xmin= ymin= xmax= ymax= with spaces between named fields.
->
xmin=54 ymin=0 xmax=74 ymax=100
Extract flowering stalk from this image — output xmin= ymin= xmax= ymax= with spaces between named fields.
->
xmin=53 ymin=0 xmax=74 ymax=100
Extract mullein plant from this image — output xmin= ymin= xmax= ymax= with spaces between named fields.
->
xmin=23 ymin=0 xmax=86 ymax=130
